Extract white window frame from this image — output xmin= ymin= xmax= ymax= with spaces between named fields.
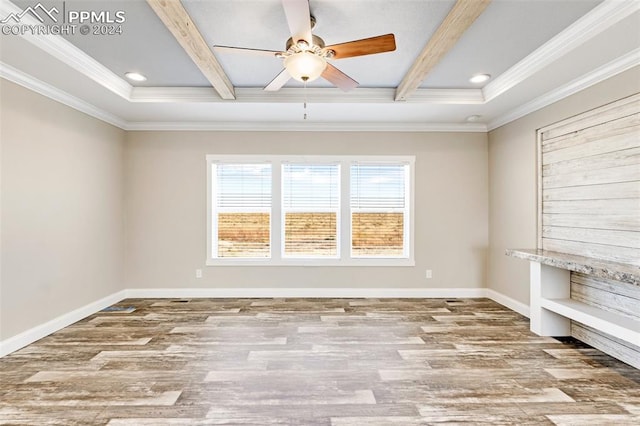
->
xmin=281 ymin=162 xmax=341 ymax=259
xmin=206 ymin=155 xmax=415 ymax=266
xmin=350 ymin=162 xmax=411 ymax=259
xmin=208 ymin=160 xmax=273 ymax=262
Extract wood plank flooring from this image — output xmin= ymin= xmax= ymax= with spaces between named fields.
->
xmin=1 ymin=298 xmax=639 ymax=425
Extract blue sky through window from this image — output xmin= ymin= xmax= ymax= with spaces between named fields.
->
xmin=351 ymin=164 xmax=406 ymax=209
xmin=283 ymin=164 xmax=339 ymax=210
xmin=215 ymin=164 xmax=272 ymax=209
xmin=215 ymin=162 xmax=406 ymax=210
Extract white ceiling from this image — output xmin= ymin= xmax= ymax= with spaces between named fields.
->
xmin=1 ymin=0 xmax=639 ymax=131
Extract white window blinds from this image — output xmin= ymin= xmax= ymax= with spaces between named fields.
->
xmin=282 ymin=164 xmax=340 ymax=210
xmin=350 ymin=163 xmax=409 ymax=258
xmin=213 ymin=163 xmax=271 ymax=258
xmin=215 ymin=163 xmax=272 ymax=209
xmin=282 ymin=164 xmax=340 ymax=257
xmin=350 ymin=164 xmax=406 ymax=210
xmin=207 ymin=155 xmax=414 ymax=265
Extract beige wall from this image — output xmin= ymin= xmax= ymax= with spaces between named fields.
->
xmin=0 ymin=80 xmax=125 ymax=340
xmin=488 ymin=66 xmax=640 ymax=306
xmin=124 ymin=131 xmax=488 ymax=290
xmin=5 ymin=63 xmax=633 ymax=341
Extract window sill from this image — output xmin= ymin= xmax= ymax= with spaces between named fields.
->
xmin=205 ymin=258 xmax=415 ymax=267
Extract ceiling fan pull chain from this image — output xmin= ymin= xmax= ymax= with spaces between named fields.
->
xmin=303 ymin=78 xmax=308 ymax=120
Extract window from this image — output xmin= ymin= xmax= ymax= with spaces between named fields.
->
xmin=207 ymin=155 xmax=414 ymax=265
xmin=282 ymin=163 xmax=340 ymax=257
xmin=211 ymin=163 xmax=271 ymax=258
xmin=351 ymin=163 xmax=409 ymax=258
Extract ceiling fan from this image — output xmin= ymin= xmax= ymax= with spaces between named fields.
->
xmin=213 ymin=0 xmax=396 ymax=92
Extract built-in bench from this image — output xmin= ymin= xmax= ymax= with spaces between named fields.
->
xmin=506 ymin=249 xmax=640 ymax=349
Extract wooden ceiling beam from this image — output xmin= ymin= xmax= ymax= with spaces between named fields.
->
xmin=146 ymin=0 xmax=235 ymax=100
xmin=395 ymin=0 xmax=491 ymax=101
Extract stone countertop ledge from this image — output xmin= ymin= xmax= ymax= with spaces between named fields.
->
xmin=506 ymin=249 xmax=640 ymax=287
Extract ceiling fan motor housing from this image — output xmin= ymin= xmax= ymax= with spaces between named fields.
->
xmin=286 ymin=35 xmax=325 ymax=52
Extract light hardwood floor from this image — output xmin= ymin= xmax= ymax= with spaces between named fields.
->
xmin=1 ymin=298 xmax=639 ymax=425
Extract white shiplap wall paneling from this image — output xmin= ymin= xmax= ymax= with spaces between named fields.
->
xmin=538 ymin=92 xmax=640 ymax=367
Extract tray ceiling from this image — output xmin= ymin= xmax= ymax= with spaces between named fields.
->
xmin=1 ymin=0 xmax=638 ymax=131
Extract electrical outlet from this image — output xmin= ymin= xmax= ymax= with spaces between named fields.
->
xmin=425 ymin=269 xmax=432 ymax=279
xmin=195 ymin=269 xmax=203 ymax=279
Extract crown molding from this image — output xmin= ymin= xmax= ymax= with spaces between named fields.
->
xmin=4 ymin=45 xmax=634 ymax=135
xmin=237 ymin=87 xmax=380 ymax=103
xmin=29 ymin=34 xmax=132 ymax=99
xmin=0 ymin=0 xmax=132 ymax=99
xmin=130 ymin=86 xmax=222 ymax=102
xmin=1 ymin=59 xmax=486 ymax=132
xmin=407 ymin=88 xmax=484 ymax=104
xmin=0 ymin=61 xmax=128 ymax=129
xmin=124 ymin=121 xmax=488 ymax=132
xmin=483 ymin=0 xmax=640 ymax=103
xmin=487 ymin=49 xmax=640 ymax=131
xmin=130 ymin=86 xmax=483 ymax=104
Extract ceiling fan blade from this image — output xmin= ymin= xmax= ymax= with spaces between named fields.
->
xmin=264 ymin=69 xmax=292 ymax=91
xmin=324 ymin=34 xmax=396 ymax=60
xmin=282 ymin=0 xmax=313 ymax=45
xmin=213 ymin=45 xmax=283 ymax=58
xmin=322 ymin=64 xmax=358 ymax=92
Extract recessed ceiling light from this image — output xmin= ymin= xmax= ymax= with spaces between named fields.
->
xmin=125 ymin=72 xmax=147 ymax=82
xmin=466 ymin=115 xmax=482 ymax=122
xmin=469 ymin=74 xmax=491 ymax=84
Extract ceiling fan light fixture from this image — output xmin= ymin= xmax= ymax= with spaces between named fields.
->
xmin=284 ymin=51 xmax=327 ymax=82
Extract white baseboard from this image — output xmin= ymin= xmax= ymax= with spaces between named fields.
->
xmin=485 ymin=288 xmax=530 ymax=318
xmin=1 ymin=287 xmax=527 ymax=357
xmin=0 ymin=289 xmax=127 ymax=357
xmin=125 ymin=287 xmax=487 ymax=299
